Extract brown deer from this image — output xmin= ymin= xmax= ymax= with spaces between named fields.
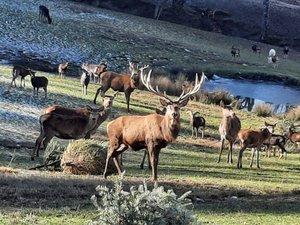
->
xmin=94 ymin=62 xmax=148 ymax=112
xmin=32 ymin=107 xmax=100 ymax=160
xmin=287 ymin=126 xmax=300 ymax=149
xmin=81 ymin=63 xmax=107 ymax=83
xmin=103 ymin=70 xmax=207 ymax=181
xmin=58 ymin=62 xmax=69 ymax=79
xmin=32 ymin=92 xmax=118 ymax=160
xmin=237 ymin=126 xmax=273 ymax=169
xmin=11 ymin=65 xmax=36 ymax=87
xmin=217 ymin=100 xmax=241 ymax=164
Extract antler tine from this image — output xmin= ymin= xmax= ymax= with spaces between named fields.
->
xmin=176 ymin=72 xmax=207 ymax=104
xmin=140 ymin=68 xmax=173 ymax=102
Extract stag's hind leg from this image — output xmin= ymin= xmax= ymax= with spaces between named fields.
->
xmin=217 ymin=138 xmax=225 ymax=163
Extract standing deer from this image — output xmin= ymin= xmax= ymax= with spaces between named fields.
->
xmin=287 ymin=126 xmax=300 ymax=149
xmin=217 ymin=100 xmax=241 ymax=164
xmin=103 ymin=70 xmax=207 ymax=181
xmin=94 ymin=62 xmax=148 ymax=112
xmin=237 ymin=126 xmax=272 ymax=169
xmin=187 ymin=111 xmax=206 ymax=138
xmin=32 ymin=92 xmax=118 ymax=160
xmin=58 ymin=62 xmax=69 ymax=79
xmin=11 ymin=65 xmax=36 ymax=87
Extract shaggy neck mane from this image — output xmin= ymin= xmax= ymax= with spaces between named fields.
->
xmin=161 ymin=117 xmax=180 ymax=142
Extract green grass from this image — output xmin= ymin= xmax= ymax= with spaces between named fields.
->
xmin=1 ymin=65 xmax=300 ymax=224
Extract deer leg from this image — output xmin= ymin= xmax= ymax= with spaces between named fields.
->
xmin=191 ymin=127 xmax=194 ymax=138
xmin=237 ymin=145 xmax=247 ymax=169
xmin=250 ymin=148 xmax=255 ymax=167
xmin=256 ymin=147 xmax=260 ymax=168
xmin=125 ymin=91 xmax=132 ymax=113
xmin=44 ymin=87 xmax=47 ymax=98
xmin=278 ymin=143 xmax=287 ymax=160
xmin=140 ymin=150 xmax=147 ymax=169
xmin=196 ymin=127 xmax=199 ymax=138
xmin=149 ymin=148 xmax=161 ymax=181
xmin=32 ymin=135 xmax=45 ymax=160
xmin=227 ymin=141 xmax=233 ymax=164
xmin=217 ymin=139 xmax=225 ymax=163
xmin=201 ymin=127 xmax=204 ymax=139
xmin=93 ymin=87 xmax=102 ymax=104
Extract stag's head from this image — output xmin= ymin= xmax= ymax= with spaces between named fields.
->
xmin=141 ymin=68 xmax=207 ymax=124
xmin=96 ymin=63 xmax=107 ymax=74
xmin=129 ymin=62 xmax=149 ymax=86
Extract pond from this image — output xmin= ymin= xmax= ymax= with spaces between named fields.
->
xmin=204 ymin=75 xmax=300 ymax=113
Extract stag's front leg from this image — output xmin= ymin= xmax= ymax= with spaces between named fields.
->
xmin=227 ymin=141 xmax=233 ymax=164
xmin=125 ymin=91 xmax=132 ymax=113
xmin=256 ymin=146 xmax=260 ymax=168
xmin=250 ymin=148 xmax=255 ymax=167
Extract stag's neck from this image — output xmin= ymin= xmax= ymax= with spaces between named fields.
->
xmin=161 ymin=117 xmax=180 ymax=142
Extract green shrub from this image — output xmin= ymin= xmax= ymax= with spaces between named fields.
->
xmin=90 ymin=174 xmax=199 ymax=225
xmin=254 ymin=103 xmax=274 ymax=117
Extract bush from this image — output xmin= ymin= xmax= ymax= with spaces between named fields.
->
xmin=286 ymin=105 xmax=300 ymax=121
xmin=254 ymin=103 xmax=274 ymax=117
xmin=90 ymin=174 xmax=199 ymax=225
xmin=61 ymin=139 xmax=117 ymax=175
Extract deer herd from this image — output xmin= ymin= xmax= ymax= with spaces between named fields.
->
xmin=9 ymin=59 xmax=300 ymax=181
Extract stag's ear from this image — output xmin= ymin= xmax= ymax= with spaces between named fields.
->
xmin=230 ymin=100 xmax=239 ymax=108
xmin=178 ymin=97 xmax=189 ymax=107
xmin=159 ymin=98 xmax=171 ymax=107
xmin=220 ymin=100 xmax=225 ymax=108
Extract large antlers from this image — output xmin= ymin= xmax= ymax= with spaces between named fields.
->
xmin=175 ymin=72 xmax=207 ymax=104
xmin=141 ymin=68 xmax=207 ymax=104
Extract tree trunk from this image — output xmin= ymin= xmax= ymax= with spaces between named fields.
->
xmin=261 ymin=0 xmax=270 ymax=41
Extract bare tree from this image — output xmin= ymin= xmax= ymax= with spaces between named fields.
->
xmin=261 ymin=0 xmax=270 ymax=41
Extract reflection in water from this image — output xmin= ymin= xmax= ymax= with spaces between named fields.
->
xmin=204 ymin=75 xmax=300 ymax=113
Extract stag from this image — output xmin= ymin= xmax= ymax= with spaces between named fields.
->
xmin=217 ymin=100 xmax=241 ymax=164
xmin=287 ymin=126 xmax=300 ymax=149
xmin=94 ymin=62 xmax=147 ymax=112
xmin=103 ymin=69 xmax=206 ymax=181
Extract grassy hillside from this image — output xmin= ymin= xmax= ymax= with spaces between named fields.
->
xmin=0 ymin=64 xmax=300 ymax=224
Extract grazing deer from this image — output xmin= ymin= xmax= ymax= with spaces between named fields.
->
xmin=39 ymin=5 xmax=52 ymax=24
xmin=58 ymin=62 xmax=69 ymax=79
xmin=264 ymin=134 xmax=287 ymax=159
xmin=237 ymin=126 xmax=272 ymax=169
xmin=103 ymin=70 xmax=207 ymax=181
xmin=217 ymin=100 xmax=241 ymax=164
xmin=187 ymin=111 xmax=206 ymax=138
xmin=11 ymin=65 xmax=36 ymax=87
xmin=94 ymin=62 xmax=148 ymax=112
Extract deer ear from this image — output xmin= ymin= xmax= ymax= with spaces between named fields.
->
xmin=160 ymin=98 xmax=170 ymax=106
xmin=178 ymin=98 xmax=189 ymax=107
xmin=113 ymin=91 xmax=119 ymax=98
xmin=230 ymin=100 xmax=239 ymax=108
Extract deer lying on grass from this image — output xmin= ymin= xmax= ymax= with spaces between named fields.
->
xmin=94 ymin=62 xmax=148 ymax=112
xmin=103 ymin=69 xmax=207 ymax=181
xmin=39 ymin=5 xmax=52 ymax=24
xmin=217 ymin=100 xmax=241 ymax=164
xmin=10 ymin=65 xmax=36 ymax=87
xmin=237 ymin=126 xmax=272 ymax=169
xmin=58 ymin=62 xmax=69 ymax=79
xmin=32 ymin=92 xmax=118 ymax=160
xmin=187 ymin=111 xmax=206 ymax=138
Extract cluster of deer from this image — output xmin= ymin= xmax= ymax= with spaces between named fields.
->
xmin=31 ymin=61 xmax=207 ymax=181
xmin=217 ymin=100 xmax=300 ymax=168
xmin=10 ymin=65 xmax=48 ymax=98
xmin=230 ymin=44 xmax=290 ymax=68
